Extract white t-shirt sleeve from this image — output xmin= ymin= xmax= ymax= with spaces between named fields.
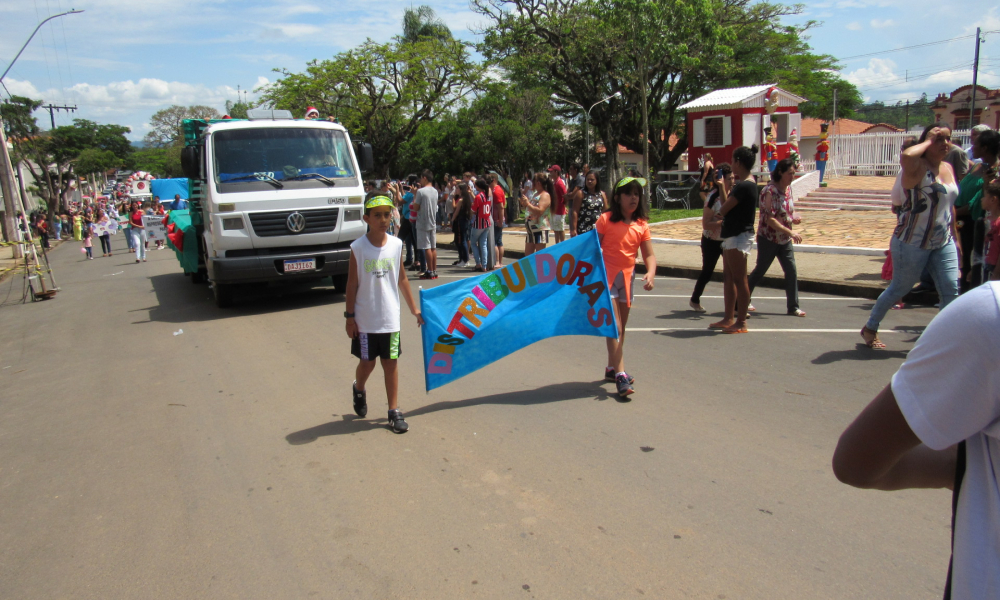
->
xmin=892 ymin=282 xmax=1000 ymax=450
xmin=890 ymin=172 xmax=904 ymax=206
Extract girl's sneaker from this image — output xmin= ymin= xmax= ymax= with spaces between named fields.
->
xmin=388 ymin=409 xmax=408 ymax=433
xmin=352 ymin=381 xmax=367 ymax=417
xmin=615 ymin=374 xmax=634 ymax=400
xmin=605 ymin=367 xmax=634 ymax=384
xmin=689 ymin=301 xmax=706 ymax=313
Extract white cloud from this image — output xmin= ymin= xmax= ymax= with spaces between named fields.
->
xmin=259 ymin=23 xmax=323 ymax=39
xmin=836 ymin=0 xmax=866 ymax=8
xmin=966 ymin=7 xmax=1000 ymax=33
xmin=846 ymin=21 xmax=863 ymax=30
xmin=870 ymin=18 xmax=894 ymax=28
xmin=3 ymin=76 xmax=273 ymax=138
xmin=844 ymin=58 xmax=902 ymax=88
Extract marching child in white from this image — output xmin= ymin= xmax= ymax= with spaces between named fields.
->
xmin=344 ymin=195 xmax=423 ymax=433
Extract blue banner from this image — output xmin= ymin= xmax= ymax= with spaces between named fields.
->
xmin=420 ymin=229 xmax=619 ymax=391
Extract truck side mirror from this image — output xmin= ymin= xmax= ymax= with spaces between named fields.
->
xmin=356 ymin=143 xmax=374 ymax=174
xmin=180 ymin=146 xmax=203 ymax=180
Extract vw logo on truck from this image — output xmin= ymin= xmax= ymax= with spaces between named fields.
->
xmin=286 ymin=211 xmax=306 ymax=233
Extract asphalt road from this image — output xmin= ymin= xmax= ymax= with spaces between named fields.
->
xmin=0 ymin=235 xmax=947 ymax=599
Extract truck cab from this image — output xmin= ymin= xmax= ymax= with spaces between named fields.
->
xmin=180 ymin=110 xmax=373 ymax=307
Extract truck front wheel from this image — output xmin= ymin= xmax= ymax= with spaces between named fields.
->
xmin=332 ymin=274 xmax=349 ymax=294
xmin=213 ymin=282 xmax=234 ymax=308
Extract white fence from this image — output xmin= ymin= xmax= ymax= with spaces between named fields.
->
xmin=828 ymin=129 xmax=970 ymax=178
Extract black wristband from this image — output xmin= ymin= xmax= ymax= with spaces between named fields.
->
xmin=344 ymin=311 xmax=355 ymax=319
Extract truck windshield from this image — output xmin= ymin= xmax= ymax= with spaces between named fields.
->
xmin=213 ymin=127 xmax=357 ymax=192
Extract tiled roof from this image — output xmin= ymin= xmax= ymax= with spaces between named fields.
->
xmin=800 ymin=117 xmax=881 ymax=137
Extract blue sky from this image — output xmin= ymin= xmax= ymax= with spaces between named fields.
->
xmin=0 ymin=0 xmax=997 ymax=140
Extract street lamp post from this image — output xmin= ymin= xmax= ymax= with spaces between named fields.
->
xmin=0 ymin=9 xmax=85 ymax=84
xmin=1 ymin=8 xmax=84 ymax=252
xmin=552 ymin=91 xmax=621 ymax=169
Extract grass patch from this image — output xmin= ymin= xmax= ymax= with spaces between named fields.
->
xmin=648 ymin=208 xmax=701 ymax=223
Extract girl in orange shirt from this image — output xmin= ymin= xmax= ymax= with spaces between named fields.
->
xmin=597 ymin=177 xmax=657 ymax=399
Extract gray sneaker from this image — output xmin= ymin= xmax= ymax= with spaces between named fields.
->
xmin=388 ymin=409 xmax=409 ymax=433
xmin=615 ymin=374 xmax=634 ymax=400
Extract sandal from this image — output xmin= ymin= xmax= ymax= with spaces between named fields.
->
xmin=722 ymin=322 xmax=748 ymax=334
xmin=709 ymin=320 xmax=734 ymax=329
xmin=861 ymin=326 xmax=886 ymax=349
xmin=788 ymin=309 xmax=806 ymax=317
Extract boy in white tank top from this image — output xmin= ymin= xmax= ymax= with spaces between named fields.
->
xmin=345 ymin=196 xmax=424 ymax=433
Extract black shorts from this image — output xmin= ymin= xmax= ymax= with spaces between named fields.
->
xmin=494 ymin=224 xmax=504 ymax=247
xmin=526 ymin=228 xmax=549 ymax=245
xmin=351 ymin=332 xmax=401 ymax=361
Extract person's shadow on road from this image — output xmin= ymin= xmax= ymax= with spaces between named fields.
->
xmin=285 ymin=382 xmax=614 ymax=444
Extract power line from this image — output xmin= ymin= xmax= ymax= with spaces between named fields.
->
xmin=849 ymin=60 xmax=972 ymax=88
xmin=840 ymin=33 xmax=976 ymax=61
xmin=839 ymin=30 xmax=1000 ymax=62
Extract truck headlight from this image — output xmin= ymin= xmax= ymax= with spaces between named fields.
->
xmin=344 ymin=209 xmax=362 ymax=221
xmin=222 ymin=217 xmax=245 ymax=230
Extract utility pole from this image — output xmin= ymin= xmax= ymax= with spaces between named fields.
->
xmin=0 ymin=115 xmax=24 ymax=257
xmin=41 ymin=104 xmax=77 ymax=130
xmin=969 ymin=27 xmax=982 ymax=129
xmin=832 ymin=89 xmax=838 ymax=134
xmin=905 ymin=100 xmax=910 ymax=131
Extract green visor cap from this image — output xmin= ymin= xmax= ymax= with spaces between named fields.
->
xmin=365 ymin=195 xmax=394 ymax=210
xmin=615 ymin=176 xmax=647 ymax=190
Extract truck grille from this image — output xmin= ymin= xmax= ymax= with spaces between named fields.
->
xmin=247 ymin=208 xmax=340 ymax=237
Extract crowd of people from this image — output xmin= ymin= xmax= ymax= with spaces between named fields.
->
xmin=17 ymin=191 xmax=189 ymax=264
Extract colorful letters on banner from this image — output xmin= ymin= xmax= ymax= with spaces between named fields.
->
xmin=420 ymin=229 xmax=619 ymax=391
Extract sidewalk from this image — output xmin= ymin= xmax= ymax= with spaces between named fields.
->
xmin=0 ymin=238 xmax=64 ymax=284
xmin=441 ymin=225 xmax=890 ymax=300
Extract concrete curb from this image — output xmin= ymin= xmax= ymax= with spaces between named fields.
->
xmin=648 ymin=237 xmax=887 ymax=257
xmin=437 ymin=242 xmax=886 ymax=300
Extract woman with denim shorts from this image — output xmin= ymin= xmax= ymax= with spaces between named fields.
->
xmin=712 ymin=145 xmax=759 ymax=334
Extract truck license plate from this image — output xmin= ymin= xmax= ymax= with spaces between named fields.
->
xmin=284 ymin=258 xmax=316 ymax=273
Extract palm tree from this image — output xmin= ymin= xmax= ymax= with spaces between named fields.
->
xmin=401 ymin=5 xmax=452 ymax=43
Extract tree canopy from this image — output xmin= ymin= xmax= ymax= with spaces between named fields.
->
xmin=260 ymin=6 xmax=483 ymax=176
xmin=397 ymin=85 xmax=573 ymax=177
xmin=2 ymin=97 xmax=133 ymax=216
xmin=143 ymin=104 xmax=221 ymax=148
xmin=473 ymin=0 xmax=863 ymax=178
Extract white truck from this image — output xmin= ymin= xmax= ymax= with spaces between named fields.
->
xmin=178 ymin=109 xmax=373 ymax=307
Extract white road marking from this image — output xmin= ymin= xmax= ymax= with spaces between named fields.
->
xmin=634 ymin=295 xmax=863 ymax=301
xmin=626 ymin=328 xmax=905 ymax=333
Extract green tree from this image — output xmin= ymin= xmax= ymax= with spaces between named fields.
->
xmin=225 ymin=99 xmax=252 ymax=119
xmin=261 ymin=34 xmax=483 ymax=176
xmin=144 ymin=105 xmax=220 ymax=148
xmin=476 ymin=0 xmax=840 ymax=177
xmin=402 ymin=5 xmax=452 ymax=42
xmin=724 ymin=23 xmax=862 ymax=121
xmin=2 ymin=98 xmax=134 ymax=217
xmin=397 ymin=85 xmax=572 ymax=177
xmin=131 ymin=146 xmax=184 ymax=178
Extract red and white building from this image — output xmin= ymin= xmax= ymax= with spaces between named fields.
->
xmin=678 ymin=84 xmax=807 ymax=169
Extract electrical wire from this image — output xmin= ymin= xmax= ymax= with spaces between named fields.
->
xmin=33 ymin=0 xmax=55 ymax=103
xmin=847 ymin=59 xmax=973 ymax=86
xmin=839 ymin=33 xmax=979 ymax=61
xmin=840 ymin=35 xmax=974 ymax=61
xmin=56 ymin=0 xmax=76 ymax=101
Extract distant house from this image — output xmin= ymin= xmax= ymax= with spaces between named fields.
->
xmin=677 ymin=84 xmax=807 ymax=169
xmin=594 ymin=132 xmax=684 ymax=174
xmin=930 ymin=85 xmax=1000 ymax=130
